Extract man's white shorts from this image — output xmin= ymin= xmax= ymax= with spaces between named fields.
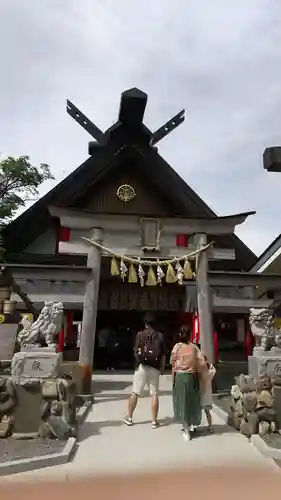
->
xmin=132 ymin=364 xmax=160 ymax=396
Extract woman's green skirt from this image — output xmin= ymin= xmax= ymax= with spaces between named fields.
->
xmin=173 ymin=372 xmax=201 ymax=427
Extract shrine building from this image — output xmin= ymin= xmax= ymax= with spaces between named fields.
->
xmin=2 ymin=88 xmax=281 ymax=391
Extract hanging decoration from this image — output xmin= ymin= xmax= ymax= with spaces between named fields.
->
xmin=110 ymin=257 xmax=120 ymax=276
xmin=146 ymin=266 xmax=157 ymax=286
xmin=165 ymin=263 xmax=177 ymax=284
xmin=120 ymin=260 xmax=128 ymax=281
xmin=138 ymin=262 xmax=145 ymax=287
xmin=175 ymin=261 xmax=184 ymax=285
xmin=82 ymin=237 xmax=213 ymax=287
xmin=183 ymin=259 xmax=193 ymax=280
xmin=156 ymin=261 xmax=165 ymax=285
xmin=128 ymin=263 xmax=138 ymax=284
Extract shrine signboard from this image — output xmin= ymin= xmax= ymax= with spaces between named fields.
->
xmin=98 ymin=283 xmax=185 ymax=311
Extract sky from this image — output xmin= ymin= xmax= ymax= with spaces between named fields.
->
xmin=1 ymin=0 xmax=281 ymax=257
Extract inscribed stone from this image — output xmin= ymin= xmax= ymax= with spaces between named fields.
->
xmin=12 ymin=380 xmax=42 ymax=435
xmin=11 ymin=351 xmax=62 ymax=379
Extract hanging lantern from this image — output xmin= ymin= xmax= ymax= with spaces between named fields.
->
xmin=128 ymin=263 xmax=138 ymax=283
xmin=166 ymin=263 xmax=177 ymax=283
xmin=146 ymin=266 xmax=157 ymax=286
xmin=138 ymin=262 xmax=145 ymax=287
xmin=156 ymin=262 xmax=165 ymax=285
xmin=110 ymin=257 xmax=120 ymax=276
xmin=120 ymin=260 xmax=128 ymax=281
xmin=175 ymin=261 xmax=184 ymax=285
xmin=183 ymin=259 xmax=193 ymax=280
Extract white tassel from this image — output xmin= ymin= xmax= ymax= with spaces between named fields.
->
xmin=120 ymin=260 xmax=128 ymax=281
xmin=175 ymin=261 xmax=184 ymax=285
xmin=156 ymin=262 xmax=165 ymax=285
xmin=138 ymin=262 xmax=145 ymax=287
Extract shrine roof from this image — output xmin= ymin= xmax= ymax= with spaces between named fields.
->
xmin=250 ymin=233 xmax=281 ymax=274
xmin=3 ymin=87 xmax=257 ymax=271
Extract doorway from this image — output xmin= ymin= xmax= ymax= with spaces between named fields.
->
xmin=94 ymin=310 xmax=187 ymax=370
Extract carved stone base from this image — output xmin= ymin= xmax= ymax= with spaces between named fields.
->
xmin=248 ymin=350 xmax=281 ymax=379
xmin=11 ymin=351 xmax=62 ymax=379
xmin=21 ymin=345 xmax=57 ymax=353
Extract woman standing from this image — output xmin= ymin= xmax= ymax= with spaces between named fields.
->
xmin=170 ymin=327 xmax=206 ymax=441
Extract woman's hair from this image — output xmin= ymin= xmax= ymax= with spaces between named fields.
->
xmin=176 ymin=325 xmax=190 ymax=344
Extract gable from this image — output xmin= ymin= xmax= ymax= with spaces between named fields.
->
xmin=70 ymin=156 xmax=187 ymax=217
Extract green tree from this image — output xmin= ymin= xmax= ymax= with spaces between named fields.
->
xmin=0 ymin=155 xmax=54 ymax=254
xmin=0 ymin=155 xmax=54 ymax=222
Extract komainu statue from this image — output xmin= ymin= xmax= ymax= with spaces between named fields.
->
xmin=17 ymin=301 xmax=64 ymax=348
xmin=249 ymin=308 xmax=281 ymax=351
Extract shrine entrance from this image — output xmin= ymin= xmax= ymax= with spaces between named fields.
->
xmin=94 ymin=281 xmax=187 ymax=370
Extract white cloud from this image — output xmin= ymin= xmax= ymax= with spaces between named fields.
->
xmin=1 ymin=0 xmax=281 ymax=256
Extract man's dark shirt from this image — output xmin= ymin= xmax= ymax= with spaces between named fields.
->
xmin=134 ymin=327 xmax=166 ymax=370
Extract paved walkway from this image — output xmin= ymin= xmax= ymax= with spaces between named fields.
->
xmin=0 ymin=373 xmax=279 ymax=483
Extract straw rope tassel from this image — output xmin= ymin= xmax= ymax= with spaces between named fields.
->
xmin=110 ymin=257 xmax=119 ymax=276
xmin=183 ymin=259 xmax=193 ymax=280
xmin=166 ymin=263 xmax=177 ymax=283
xmin=146 ymin=266 xmax=157 ymax=286
xmin=128 ymin=263 xmax=138 ymax=283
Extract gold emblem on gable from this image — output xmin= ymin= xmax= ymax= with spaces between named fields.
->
xmin=116 ymin=184 xmax=136 ymax=203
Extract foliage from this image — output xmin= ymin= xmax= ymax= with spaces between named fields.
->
xmin=0 ymin=155 xmax=54 ymax=223
xmin=0 ymin=155 xmax=54 ymax=255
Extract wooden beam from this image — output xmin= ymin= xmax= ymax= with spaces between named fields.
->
xmin=12 ymin=293 xmax=86 ymax=305
xmin=66 ymin=100 xmax=105 ymax=143
xmin=48 ymin=207 xmax=255 ymax=235
xmin=0 ymin=267 xmax=38 ymax=317
xmin=0 ymin=264 xmax=91 ymax=282
xmin=118 ymin=88 xmax=147 ymax=125
xmin=58 ymin=241 xmax=235 ymax=261
xmin=207 ymin=271 xmax=281 ymax=289
xmin=212 ymin=295 xmax=273 ymax=309
xmin=150 ymin=109 xmax=185 ymax=146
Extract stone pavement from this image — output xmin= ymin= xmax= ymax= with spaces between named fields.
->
xmin=0 ymin=373 xmax=279 ymax=483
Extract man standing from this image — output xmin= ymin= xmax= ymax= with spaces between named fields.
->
xmin=123 ymin=314 xmax=166 ymax=429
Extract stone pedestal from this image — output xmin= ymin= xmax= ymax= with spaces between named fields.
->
xmin=12 ymin=379 xmax=43 ymax=438
xmin=21 ymin=345 xmax=57 ymax=353
xmin=11 ymin=351 xmax=62 ymax=379
xmin=248 ymin=348 xmax=281 ymax=379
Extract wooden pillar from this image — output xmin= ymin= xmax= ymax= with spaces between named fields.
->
xmin=79 ymin=227 xmax=103 ymax=394
xmin=195 ymin=233 xmax=214 ymax=364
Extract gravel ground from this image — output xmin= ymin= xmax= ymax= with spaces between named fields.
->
xmin=0 ymin=439 xmax=66 ymax=463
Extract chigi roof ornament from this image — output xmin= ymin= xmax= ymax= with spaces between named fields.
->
xmin=66 ymin=87 xmax=185 ymax=153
